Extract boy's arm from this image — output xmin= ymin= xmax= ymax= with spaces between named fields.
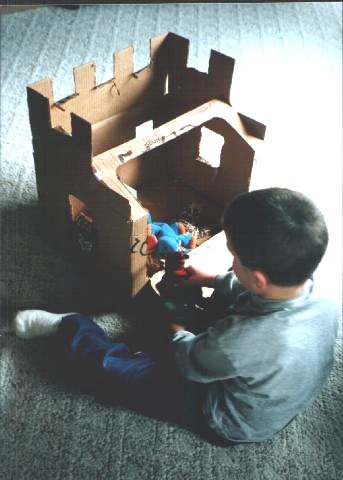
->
xmin=182 ymin=265 xmax=218 ymax=288
xmin=213 ymin=269 xmax=245 ymax=300
xmin=184 ymin=266 xmax=245 ymax=305
xmin=169 ymin=319 xmax=237 ymax=383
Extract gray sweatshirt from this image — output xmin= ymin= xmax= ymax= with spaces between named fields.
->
xmin=171 ymin=272 xmax=339 ymax=443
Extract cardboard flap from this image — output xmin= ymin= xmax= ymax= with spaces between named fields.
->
xmin=150 ymin=32 xmax=189 ymax=69
xmin=166 ymin=32 xmax=189 ymax=68
xmin=27 ymin=78 xmax=54 ymax=105
xmin=113 ymin=46 xmax=134 ymax=83
xmin=71 ymin=113 xmax=92 ymax=151
xmin=150 ymin=32 xmax=169 ymax=62
xmin=83 ymin=177 xmax=132 ymax=222
xmin=165 ymin=33 xmax=189 ymax=95
xmin=208 ymin=50 xmax=235 ymax=103
xmin=238 ymin=112 xmax=266 ymax=140
xmin=73 ymin=62 xmax=96 ymax=93
xmin=27 ymin=86 xmax=52 ymax=132
xmin=70 ymin=113 xmax=94 ymax=188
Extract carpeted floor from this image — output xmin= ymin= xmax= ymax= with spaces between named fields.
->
xmin=1 ymin=3 xmax=342 ymax=479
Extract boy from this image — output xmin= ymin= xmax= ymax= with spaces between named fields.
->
xmin=14 ymin=188 xmax=339 ymax=444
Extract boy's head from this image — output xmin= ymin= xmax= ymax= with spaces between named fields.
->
xmin=223 ymin=188 xmax=328 ymax=288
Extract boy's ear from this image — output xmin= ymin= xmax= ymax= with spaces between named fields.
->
xmin=252 ymin=270 xmax=268 ymax=290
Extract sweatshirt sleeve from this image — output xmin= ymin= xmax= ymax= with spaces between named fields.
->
xmin=214 ymin=270 xmax=245 ymax=302
xmin=171 ymin=319 xmax=238 ymax=383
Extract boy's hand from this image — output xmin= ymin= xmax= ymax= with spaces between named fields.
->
xmin=181 ymin=265 xmax=218 ymax=288
xmin=168 ymin=323 xmax=185 ymax=334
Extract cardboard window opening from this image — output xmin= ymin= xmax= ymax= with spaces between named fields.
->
xmin=68 ymin=194 xmax=92 ymax=222
xmin=197 ymin=126 xmax=224 ymax=168
xmin=136 ymin=120 xmax=154 ymax=138
xmin=68 ymin=194 xmax=97 ymax=254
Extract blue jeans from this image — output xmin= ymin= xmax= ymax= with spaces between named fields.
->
xmin=55 ymin=314 xmax=233 ymax=446
xmin=55 ymin=314 xmax=191 ymax=423
xmin=58 ymin=314 xmax=156 ymax=386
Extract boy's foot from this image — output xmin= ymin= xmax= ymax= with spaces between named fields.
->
xmin=14 ymin=310 xmax=75 ymax=340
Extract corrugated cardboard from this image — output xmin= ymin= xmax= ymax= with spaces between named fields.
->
xmin=27 ymin=32 xmax=266 ymax=303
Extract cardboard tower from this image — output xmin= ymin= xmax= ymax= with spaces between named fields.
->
xmin=27 ymin=32 xmax=266 ymax=302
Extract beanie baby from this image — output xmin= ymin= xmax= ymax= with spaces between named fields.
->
xmin=146 ymin=211 xmax=196 ymax=257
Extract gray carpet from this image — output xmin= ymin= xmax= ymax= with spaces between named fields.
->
xmin=1 ymin=3 xmax=342 ymax=479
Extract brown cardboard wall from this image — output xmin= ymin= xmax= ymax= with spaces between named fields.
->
xmin=117 ymin=144 xmax=171 ymax=190
xmin=32 ymin=130 xmax=75 ymax=246
xmin=130 ymin=215 xmax=150 ymax=297
xmin=167 ymin=118 xmax=255 ymax=206
xmin=137 ymin=179 xmax=222 ymax=224
xmin=91 ymin=113 xmax=136 ymax=157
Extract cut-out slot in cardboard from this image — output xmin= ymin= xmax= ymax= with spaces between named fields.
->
xmin=68 ymin=194 xmax=97 ymax=255
xmin=164 ymin=74 xmax=169 ymax=95
xmin=68 ymin=194 xmax=92 ymax=223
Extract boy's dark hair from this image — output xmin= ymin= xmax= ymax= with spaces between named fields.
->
xmin=223 ymin=188 xmax=328 ymax=286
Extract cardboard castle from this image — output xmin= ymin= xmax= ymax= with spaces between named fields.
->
xmin=27 ymin=32 xmax=266 ymax=302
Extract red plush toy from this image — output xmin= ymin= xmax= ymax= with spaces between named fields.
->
xmin=164 ymin=251 xmax=190 ymax=278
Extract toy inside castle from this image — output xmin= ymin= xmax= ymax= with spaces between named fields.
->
xmin=70 ymin=196 xmax=219 ymax=312
xmin=144 ymin=208 xmax=206 ymax=315
xmin=71 ymin=193 xmax=220 ymax=274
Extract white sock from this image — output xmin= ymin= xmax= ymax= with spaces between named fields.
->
xmin=14 ymin=310 xmax=76 ymax=340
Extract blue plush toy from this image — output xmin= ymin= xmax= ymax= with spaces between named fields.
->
xmin=146 ymin=211 xmax=195 ymax=257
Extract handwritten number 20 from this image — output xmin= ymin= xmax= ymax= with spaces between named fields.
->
xmin=130 ymin=238 xmax=150 ymax=256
